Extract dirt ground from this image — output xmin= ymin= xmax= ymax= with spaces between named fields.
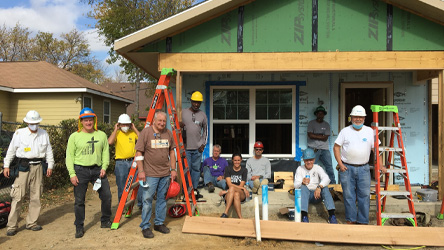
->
xmin=1 ymin=177 xmax=444 ymax=250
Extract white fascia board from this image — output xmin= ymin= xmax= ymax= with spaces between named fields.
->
xmin=9 ymin=88 xmax=133 ymax=104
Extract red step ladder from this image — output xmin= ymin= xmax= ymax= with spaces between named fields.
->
xmin=111 ymin=68 xmax=197 ymax=229
xmin=371 ymin=105 xmax=417 ymax=226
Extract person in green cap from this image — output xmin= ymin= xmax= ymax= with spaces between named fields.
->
xmin=307 ymin=106 xmax=336 ymax=184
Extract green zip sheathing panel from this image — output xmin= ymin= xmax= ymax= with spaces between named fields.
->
xmin=172 ymin=10 xmax=237 ymax=52
xmin=393 ymin=8 xmax=444 ymax=51
xmin=141 ymin=38 xmax=166 ymax=53
xmin=243 ymin=0 xmax=311 ymax=52
xmin=318 ymin=0 xmax=386 ymax=51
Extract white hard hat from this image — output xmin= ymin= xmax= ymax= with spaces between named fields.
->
xmin=350 ymin=105 xmax=366 ymax=116
xmin=118 ymin=114 xmax=131 ymax=124
xmin=23 ymin=110 xmax=42 ymax=123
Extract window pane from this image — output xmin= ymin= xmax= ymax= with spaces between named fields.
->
xmin=256 ymin=89 xmax=292 ymax=120
xmin=104 ymin=102 xmax=110 ymax=114
xmin=212 ymin=89 xmax=249 ymax=120
xmin=213 ymin=124 xmax=249 ymax=154
xmin=256 ymin=124 xmax=292 ymax=154
xmin=104 ymin=116 xmax=110 ymax=123
xmin=84 ymin=97 xmax=92 ymax=108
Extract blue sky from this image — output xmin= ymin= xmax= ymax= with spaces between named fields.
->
xmin=0 ymin=0 xmax=114 ymax=75
xmin=0 ymin=0 xmax=205 ymax=79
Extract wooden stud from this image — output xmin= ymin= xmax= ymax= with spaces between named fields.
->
xmin=439 ymin=70 xmax=444 ymax=199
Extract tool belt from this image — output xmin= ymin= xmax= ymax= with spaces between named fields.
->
xmin=18 ymin=158 xmax=44 ymax=172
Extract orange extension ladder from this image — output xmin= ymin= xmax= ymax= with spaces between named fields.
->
xmin=371 ymin=105 xmax=417 ymax=226
xmin=111 ymin=68 xmax=197 ymax=229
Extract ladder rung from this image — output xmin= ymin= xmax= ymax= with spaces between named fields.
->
xmin=385 ymin=169 xmax=407 ymax=174
xmin=376 ymin=127 xmax=400 ymax=131
xmin=380 ymin=191 xmax=411 ymax=196
xmin=381 ymin=213 xmax=415 ymax=219
xmin=379 ymin=147 xmax=403 ymax=152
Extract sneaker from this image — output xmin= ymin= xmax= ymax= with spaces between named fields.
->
xmin=328 ymin=215 xmax=338 ymax=224
xmin=195 ymin=191 xmax=204 ymax=199
xmin=26 ymin=225 xmax=43 ymax=231
xmin=154 ymin=224 xmax=170 ymax=234
xmin=142 ymin=228 xmax=154 ymax=238
xmin=220 ymin=213 xmax=228 ymax=218
xmin=6 ymin=229 xmax=17 ymax=236
xmin=101 ymin=221 xmax=112 ymax=228
xmin=75 ymin=228 xmax=84 ymax=238
xmin=302 ymin=215 xmax=309 ymax=223
xmin=208 ymin=183 xmax=215 ymax=193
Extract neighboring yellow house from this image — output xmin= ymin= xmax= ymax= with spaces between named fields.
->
xmin=0 ymin=61 xmax=132 ymax=125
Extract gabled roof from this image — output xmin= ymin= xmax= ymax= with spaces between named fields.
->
xmin=0 ymin=61 xmax=132 ymax=103
xmin=114 ymin=0 xmax=444 ymax=79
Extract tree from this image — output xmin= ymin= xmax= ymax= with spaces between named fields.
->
xmin=0 ymin=23 xmax=105 ymax=84
xmin=83 ymin=0 xmax=195 ymax=116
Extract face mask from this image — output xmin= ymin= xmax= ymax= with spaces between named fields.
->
xmin=121 ymin=127 xmax=129 ymax=133
xmin=352 ymin=123 xmax=364 ymax=130
xmin=28 ymin=124 xmax=38 ymax=131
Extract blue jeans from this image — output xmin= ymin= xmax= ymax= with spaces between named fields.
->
xmin=203 ymin=166 xmax=227 ymax=190
xmin=114 ymin=160 xmax=142 ymax=207
xmin=340 ymin=163 xmax=371 ymax=224
xmin=300 ymin=185 xmax=335 ymax=212
xmin=186 ymin=150 xmax=202 ymax=189
xmin=74 ymin=165 xmax=112 ymax=228
xmin=139 ymin=176 xmax=170 ymax=230
xmin=314 ymin=149 xmax=336 ymax=184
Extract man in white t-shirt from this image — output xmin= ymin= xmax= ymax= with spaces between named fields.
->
xmin=333 ymin=105 xmax=385 ymax=225
xmin=294 ymin=148 xmax=337 ymax=224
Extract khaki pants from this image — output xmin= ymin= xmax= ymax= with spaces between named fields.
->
xmin=7 ymin=163 xmax=43 ymax=231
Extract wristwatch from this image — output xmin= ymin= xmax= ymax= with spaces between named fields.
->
xmin=171 ymin=169 xmax=177 ymax=172
xmin=316 ymin=185 xmax=322 ymax=190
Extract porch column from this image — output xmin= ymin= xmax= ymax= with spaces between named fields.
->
xmin=439 ymin=70 xmax=444 ymax=198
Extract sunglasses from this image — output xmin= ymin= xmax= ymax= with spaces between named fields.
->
xmin=254 ymin=148 xmax=263 ymax=151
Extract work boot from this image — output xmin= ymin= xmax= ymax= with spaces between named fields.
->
xmin=302 ymin=216 xmax=309 ymax=223
xmin=207 ymin=182 xmax=215 ymax=193
xmin=142 ymin=228 xmax=154 ymax=238
xmin=26 ymin=225 xmax=43 ymax=231
xmin=6 ymin=229 xmax=17 ymax=236
xmin=101 ymin=221 xmax=112 ymax=228
xmin=75 ymin=227 xmax=84 ymax=238
xmin=154 ymin=224 xmax=170 ymax=234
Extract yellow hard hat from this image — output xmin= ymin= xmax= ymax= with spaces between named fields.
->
xmin=190 ymin=91 xmax=203 ymax=102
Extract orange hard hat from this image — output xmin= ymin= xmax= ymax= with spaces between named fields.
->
xmin=166 ymin=180 xmax=180 ymax=200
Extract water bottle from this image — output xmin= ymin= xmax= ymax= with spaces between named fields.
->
xmin=245 ymin=181 xmax=252 ymax=201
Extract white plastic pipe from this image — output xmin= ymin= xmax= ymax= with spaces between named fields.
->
xmin=261 ymin=185 xmax=268 ymax=221
xmin=254 ymin=197 xmax=261 ymax=242
xmin=295 ymin=189 xmax=301 ymax=222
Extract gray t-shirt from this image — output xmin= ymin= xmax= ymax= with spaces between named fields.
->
xmin=246 ymin=156 xmax=271 ymax=181
xmin=182 ymin=108 xmax=208 ymax=150
xmin=307 ymin=119 xmax=330 ymax=150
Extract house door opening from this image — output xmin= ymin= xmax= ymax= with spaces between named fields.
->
xmin=340 ymin=82 xmax=394 ymax=180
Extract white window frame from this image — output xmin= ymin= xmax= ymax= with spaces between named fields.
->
xmin=103 ymin=100 xmax=111 ymax=124
xmin=210 ymin=85 xmax=296 ymax=159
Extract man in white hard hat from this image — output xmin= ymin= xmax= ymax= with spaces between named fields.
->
xmin=333 ymin=105 xmax=385 ymax=225
xmin=108 ymin=114 xmax=140 ymax=204
xmin=181 ymin=91 xmax=208 ymax=199
xmin=3 ymin=110 xmax=54 ymax=236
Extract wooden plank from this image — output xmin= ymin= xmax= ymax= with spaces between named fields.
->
xmin=417 ymin=70 xmax=440 ymax=82
xmin=159 ymin=51 xmax=444 ymax=72
xmin=183 ymin=216 xmax=444 ymax=246
xmin=274 ymin=172 xmax=293 ymax=180
xmin=439 ymin=70 xmax=444 ymax=199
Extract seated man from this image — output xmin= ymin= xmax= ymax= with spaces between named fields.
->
xmin=246 ymin=141 xmax=271 ymax=195
xmin=294 ymin=148 xmax=337 ymax=224
xmin=202 ymin=144 xmax=228 ymax=193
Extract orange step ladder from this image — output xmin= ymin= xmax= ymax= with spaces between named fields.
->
xmin=111 ymin=68 xmax=197 ymax=229
xmin=371 ymin=105 xmax=417 ymax=226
